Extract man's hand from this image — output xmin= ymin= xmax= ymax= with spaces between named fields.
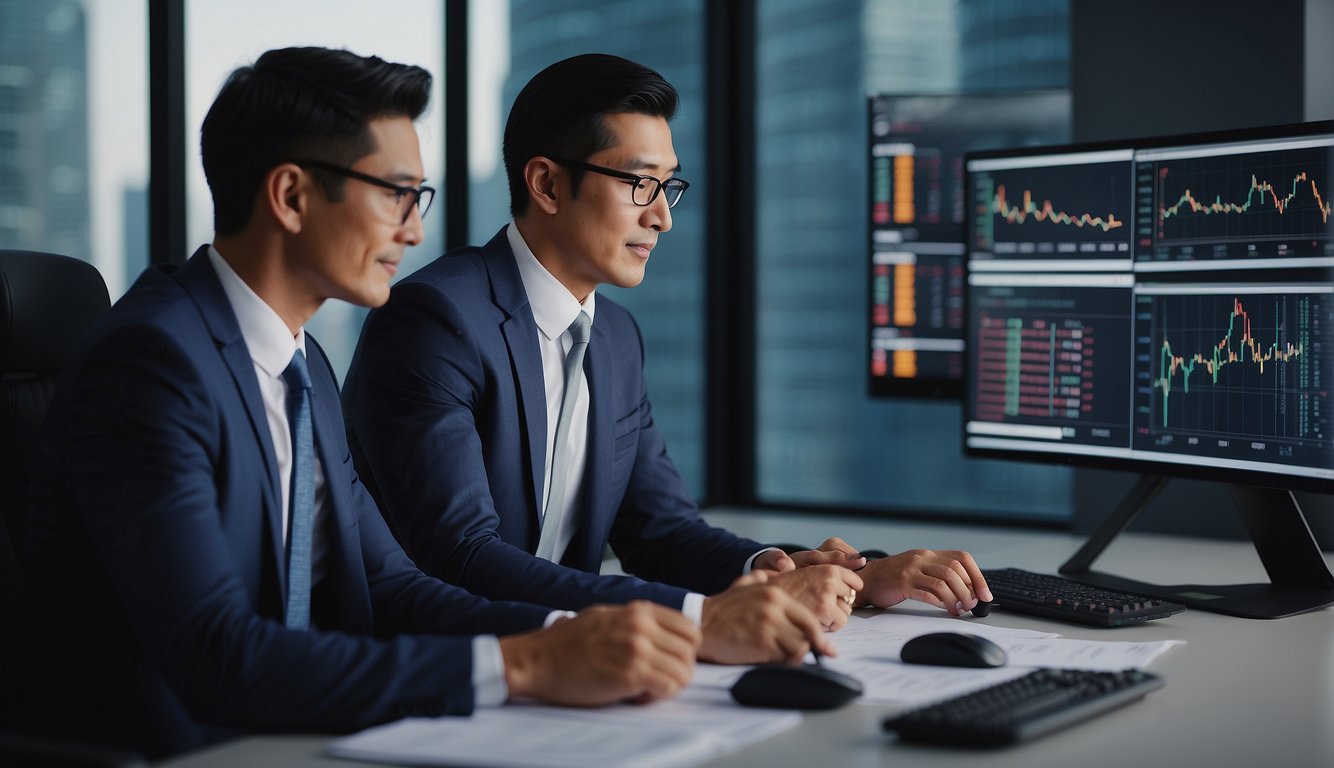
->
xmin=766 ymin=564 xmax=864 ymax=631
xmin=856 ymin=549 xmax=993 ymax=615
xmin=752 ymin=537 xmax=867 ymax=573
xmin=499 ymin=601 xmax=700 ymax=706
xmin=699 ymin=571 xmax=835 ymax=665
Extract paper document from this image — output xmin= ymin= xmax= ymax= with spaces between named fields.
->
xmin=816 ymin=610 xmax=1184 ymax=706
xmin=326 ymin=687 xmax=799 ymax=768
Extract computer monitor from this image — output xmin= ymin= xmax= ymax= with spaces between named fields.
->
xmin=867 ymin=91 xmax=1070 ymax=398
xmin=963 ymin=121 xmax=1334 ymax=618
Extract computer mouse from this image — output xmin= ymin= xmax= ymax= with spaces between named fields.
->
xmin=730 ymin=663 xmax=864 ymax=710
xmin=900 ymin=632 xmax=1008 ymax=668
xmin=859 ymin=548 xmax=889 ymax=560
xmin=971 ymin=600 xmax=996 ymax=617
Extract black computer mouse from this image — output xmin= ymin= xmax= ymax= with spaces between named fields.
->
xmin=900 ymin=632 xmax=1008 ymax=668
xmin=730 ymin=663 xmax=864 ymax=710
xmin=971 ymin=600 xmax=996 ymax=617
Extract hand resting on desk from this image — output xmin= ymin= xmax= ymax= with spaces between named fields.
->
xmin=760 ymin=538 xmax=993 ymax=616
xmin=499 ymin=601 xmax=699 ymax=706
xmin=856 ymin=549 xmax=993 ymax=615
xmin=699 ymin=571 xmax=836 ymax=665
xmin=765 ymin=564 xmax=864 ymax=631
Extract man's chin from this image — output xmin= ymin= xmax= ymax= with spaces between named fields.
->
xmin=335 ymin=283 xmax=392 ymax=309
xmin=611 ymin=269 xmax=648 ymax=290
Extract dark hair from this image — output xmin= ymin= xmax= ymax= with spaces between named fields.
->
xmin=201 ymin=47 xmax=432 ymax=236
xmin=503 ymin=53 xmax=677 ymax=216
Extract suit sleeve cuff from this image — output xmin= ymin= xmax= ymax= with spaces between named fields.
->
xmin=743 ymin=547 xmax=782 ymax=574
xmin=471 ymin=636 xmax=507 ymax=707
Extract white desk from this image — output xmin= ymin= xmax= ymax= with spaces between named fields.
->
xmin=158 ymin=508 xmax=1334 ymax=768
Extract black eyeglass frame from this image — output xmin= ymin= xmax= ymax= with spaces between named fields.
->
xmin=292 ymin=159 xmax=436 ymax=224
xmin=549 ymin=156 xmax=690 ymax=209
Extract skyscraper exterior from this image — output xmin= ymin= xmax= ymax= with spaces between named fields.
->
xmin=0 ymin=0 xmax=90 ymax=261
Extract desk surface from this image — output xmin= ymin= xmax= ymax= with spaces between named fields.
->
xmin=159 ymin=508 xmax=1334 ymax=768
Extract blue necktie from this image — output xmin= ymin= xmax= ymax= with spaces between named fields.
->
xmin=535 ymin=311 xmax=592 ymax=562
xmin=282 ymin=349 xmax=314 ymax=630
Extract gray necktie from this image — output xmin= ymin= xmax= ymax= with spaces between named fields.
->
xmin=535 ymin=311 xmax=592 ymax=562
xmin=281 ymin=350 xmax=314 ymax=630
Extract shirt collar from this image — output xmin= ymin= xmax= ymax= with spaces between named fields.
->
xmin=207 ymin=245 xmax=306 ymax=379
xmin=506 ymin=221 xmax=596 ymax=342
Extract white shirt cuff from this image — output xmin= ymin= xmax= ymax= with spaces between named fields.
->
xmin=470 ymin=635 xmax=507 ymax=707
xmin=681 ymin=592 xmax=706 ymax=624
xmin=743 ymin=547 xmax=782 ymax=574
xmin=543 ymin=609 xmax=576 ymax=627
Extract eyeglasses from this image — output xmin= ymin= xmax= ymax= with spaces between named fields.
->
xmin=293 ymin=159 xmax=435 ymax=224
xmin=550 ymin=156 xmax=690 ymax=209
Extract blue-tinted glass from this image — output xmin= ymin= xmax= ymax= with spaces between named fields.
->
xmin=0 ymin=0 xmax=147 ymax=298
xmin=755 ymin=0 xmax=1073 ymax=521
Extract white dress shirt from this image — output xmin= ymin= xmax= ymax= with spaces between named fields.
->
xmin=207 ymin=247 xmax=515 ymax=705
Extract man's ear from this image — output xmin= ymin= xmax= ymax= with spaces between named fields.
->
xmin=265 ymin=164 xmax=306 ymax=234
xmin=523 ymin=157 xmax=561 ymax=215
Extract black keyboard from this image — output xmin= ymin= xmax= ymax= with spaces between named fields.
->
xmin=982 ymin=568 xmax=1186 ymax=627
xmin=882 ymin=668 xmax=1164 ymax=747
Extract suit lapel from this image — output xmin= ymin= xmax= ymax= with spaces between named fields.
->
xmin=174 ymin=248 xmax=286 ymax=589
xmin=484 ymin=230 xmax=549 ymax=532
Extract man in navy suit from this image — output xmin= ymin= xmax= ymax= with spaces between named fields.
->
xmin=18 ymin=47 xmax=701 ymax=759
xmin=344 ymin=54 xmax=991 ymax=663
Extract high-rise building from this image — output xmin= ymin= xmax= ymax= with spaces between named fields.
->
xmin=0 ymin=0 xmax=90 ymax=261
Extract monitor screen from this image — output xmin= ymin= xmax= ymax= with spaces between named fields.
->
xmin=867 ymin=92 xmax=1071 ymax=398
xmin=964 ymin=123 xmax=1334 ymax=492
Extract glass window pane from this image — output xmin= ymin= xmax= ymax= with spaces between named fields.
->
xmin=185 ymin=0 xmax=445 ymax=380
xmin=468 ymin=0 xmax=707 ymax=495
xmin=755 ymin=0 xmax=1074 ymax=521
xmin=0 ymin=0 xmax=147 ymax=299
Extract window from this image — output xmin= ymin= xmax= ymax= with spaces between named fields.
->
xmin=0 ymin=0 xmax=147 ymax=298
xmin=467 ymin=0 xmax=708 ymax=494
xmin=754 ymin=0 xmax=1074 ymax=520
xmin=184 ymin=0 xmax=445 ymax=380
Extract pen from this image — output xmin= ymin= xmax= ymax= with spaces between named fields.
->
xmin=811 ymin=647 xmax=825 ymax=668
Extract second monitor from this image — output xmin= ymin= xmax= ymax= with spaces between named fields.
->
xmin=867 ymin=91 xmax=1071 ymax=398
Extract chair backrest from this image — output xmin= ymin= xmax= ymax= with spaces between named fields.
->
xmin=0 ymin=250 xmax=110 ymax=716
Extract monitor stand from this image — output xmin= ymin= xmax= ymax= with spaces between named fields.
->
xmin=1058 ymin=475 xmax=1334 ymax=619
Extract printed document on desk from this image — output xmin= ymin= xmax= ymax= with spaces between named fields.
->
xmin=326 ymin=685 xmax=799 ymax=768
xmin=822 ymin=610 xmax=1185 ymax=706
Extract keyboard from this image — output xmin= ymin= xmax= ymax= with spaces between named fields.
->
xmin=882 ymin=668 xmax=1164 ymax=747
xmin=982 ymin=568 xmax=1186 ymax=627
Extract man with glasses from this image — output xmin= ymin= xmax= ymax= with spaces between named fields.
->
xmin=345 ymin=54 xmax=991 ymax=666
xmin=19 ymin=48 xmax=702 ymax=759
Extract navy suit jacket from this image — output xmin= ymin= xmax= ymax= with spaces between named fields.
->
xmin=19 ymin=248 xmax=551 ymax=758
xmin=344 ymin=228 xmax=764 ymax=611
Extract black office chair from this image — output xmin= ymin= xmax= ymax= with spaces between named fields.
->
xmin=0 ymin=250 xmax=115 ymax=761
xmin=0 ymin=250 xmax=110 ymax=620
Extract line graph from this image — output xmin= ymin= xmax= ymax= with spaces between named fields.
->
xmin=1152 ymin=145 xmax=1334 ymax=249
xmin=1145 ymin=291 xmax=1326 ymax=440
xmin=1154 ymin=297 xmax=1304 ymax=427
xmin=1160 ymin=171 xmax=1330 ymax=225
xmin=971 ymin=159 xmax=1133 ymax=253
xmin=993 ymin=184 xmax=1125 ymax=232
